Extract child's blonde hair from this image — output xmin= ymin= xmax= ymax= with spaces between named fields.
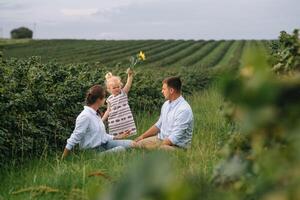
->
xmin=105 ymin=72 xmax=123 ymax=89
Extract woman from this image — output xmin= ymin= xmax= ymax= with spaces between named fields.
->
xmin=62 ymin=85 xmax=134 ymax=159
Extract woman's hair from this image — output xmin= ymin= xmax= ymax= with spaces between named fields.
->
xmin=105 ymin=72 xmax=123 ymax=88
xmin=85 ymin=85 xmax=106 ymax=106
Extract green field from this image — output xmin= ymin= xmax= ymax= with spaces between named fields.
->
xmin=0 ymin=39 xmax=277 ymax=199
xmin=0 ymin=86 xmax=233 ymax=200
xmin=0 ymin=39 xmax=259 ymax=69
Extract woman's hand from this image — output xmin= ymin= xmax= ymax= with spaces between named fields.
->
xmin=114 ymin=130 xmax=131 ymax=140
xmin=61 ymin=148 xmax=70 ymax=160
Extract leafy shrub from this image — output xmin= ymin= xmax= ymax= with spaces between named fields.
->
xmin=271 ymin=29 xmax=300 ymax=74
xmin=0 ymin=54 xmax=211 ymax=164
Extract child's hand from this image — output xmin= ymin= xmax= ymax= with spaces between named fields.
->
xmin=126 ymin=68 xmax=134 ymax=77
xmin=114 ymin=130 xmax=131 ymax=139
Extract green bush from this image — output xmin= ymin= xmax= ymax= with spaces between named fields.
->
xmin=271 ymin=29 xmax=300 ymax=74
xmin=0 ymin=55 xmax=211 ymax=164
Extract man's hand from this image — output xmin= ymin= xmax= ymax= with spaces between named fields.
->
xmin=162 ymin=138 xmax=173 ymax=146
xmin=134 ymin=125 xmax=159 ymax=142
xmin=114 ymin=130 xmax=131 ymax=140
xmin=61 ymin=148 xmax=70 ymax=160
xmin=134 ymin=135 xmax=144 ymax=142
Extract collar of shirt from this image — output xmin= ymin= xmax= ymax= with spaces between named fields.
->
xmin=84 ymin=106 xmax=97 ymax=115
xmin=168 ymin=96 xmax=183 ymax=109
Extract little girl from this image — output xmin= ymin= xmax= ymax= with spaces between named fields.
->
xmin=102 ymin=68 xmax=137 ymax=136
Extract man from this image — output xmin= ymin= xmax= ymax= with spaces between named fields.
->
xmin=135 ymin=76 xmax=194 ymax=150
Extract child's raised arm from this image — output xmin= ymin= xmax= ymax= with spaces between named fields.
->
xmin=123 ymin=68 xmax=134 ymax=94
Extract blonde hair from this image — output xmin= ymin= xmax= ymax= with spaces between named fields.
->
xmin=105 ymin=72 xmax=123 ymax=91
xmin=105 ymin=72 xmax=113 ymax=80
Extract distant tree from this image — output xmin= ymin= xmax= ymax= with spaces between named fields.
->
xmin=10 ymin=27 xmax=33 ymax=39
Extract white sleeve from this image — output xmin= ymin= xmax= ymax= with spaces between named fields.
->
xmin=65 ymin=114 xmax=90 ymax=150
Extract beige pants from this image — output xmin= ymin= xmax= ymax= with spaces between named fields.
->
xmin=135 ymin=136 xmax=176 ymax=150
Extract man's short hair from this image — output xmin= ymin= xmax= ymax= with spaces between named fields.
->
xmin=163 ymin=76 xmax=182 ymax=92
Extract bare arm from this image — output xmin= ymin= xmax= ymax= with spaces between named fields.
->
xmin=135 ymin=125 xmax=160 ymax=142
xmin=61 ymin=148 xmax=70 ymax=159
xmin=123 ymin=68 xmax=134 ymax=94
xmin=102 ymin=103 xmax=111 ymax=121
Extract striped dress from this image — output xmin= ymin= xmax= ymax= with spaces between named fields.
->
xmin=106 ymin=89 xmax=137 ymax=136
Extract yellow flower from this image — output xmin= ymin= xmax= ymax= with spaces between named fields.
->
xmin=138 ymin=51 xmax=146 ymax=61
xmin=129 ymin=51 xmax=146 ymax=68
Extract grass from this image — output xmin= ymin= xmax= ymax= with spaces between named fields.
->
xmin=0 ymin=85 xmax=232 ymax=200
xmin=0 ymin=39 xmax=271 ymax=199
xmin=0 ymin=38 xmax=32 ymax=46
xmin=240 ymin=40 xmax=270 ymax=69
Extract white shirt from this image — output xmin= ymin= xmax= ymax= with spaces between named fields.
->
xmin=155 ymin=96 xmax=194 ymax=148
xmin=65 ymin=106 xmax=114 ymax=150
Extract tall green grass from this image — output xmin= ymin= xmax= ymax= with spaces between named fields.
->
xmin=0 ymin=85 xmax=232 ymax=200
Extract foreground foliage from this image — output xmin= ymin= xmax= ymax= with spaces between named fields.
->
xmin=213 ymin=30 xmax=300 ymax=199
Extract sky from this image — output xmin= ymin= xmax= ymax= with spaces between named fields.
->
xmin=0 ymin=0 xmax=299 ymax=40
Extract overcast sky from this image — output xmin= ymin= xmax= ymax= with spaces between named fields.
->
xmin=0 ymin=0 xmax=299 ymax=40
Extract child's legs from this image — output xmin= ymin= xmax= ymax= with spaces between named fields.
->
xmin=105 ymin=139 xmax=133 ymax=150
xmin=94 ymin=144 xmax=126 ymax=153
xmin=104 ymin=146 xmax=126 ymax=153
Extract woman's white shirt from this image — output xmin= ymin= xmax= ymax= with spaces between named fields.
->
xmin=65 ymin=106 xmax=114 ymax=150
